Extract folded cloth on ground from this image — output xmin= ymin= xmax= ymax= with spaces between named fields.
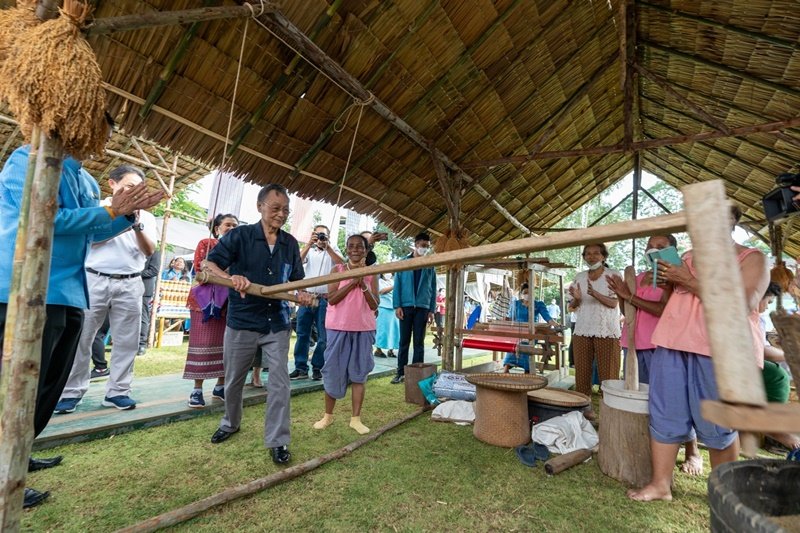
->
xmin=431 ymin=400 xmax=475 ymax=424
xmin=531 ymin=411 xmax=599 ymax=454
xmin=433 ymin=371 xmax=476 ymax=401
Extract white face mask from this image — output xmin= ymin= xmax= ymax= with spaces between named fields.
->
xmin=521 ymin=294 xmax=529 ymax=301
xmin=586 ymin=261 xmax=603 ymax=270
xmin=416 ymin=247 xmax=431 ymax=256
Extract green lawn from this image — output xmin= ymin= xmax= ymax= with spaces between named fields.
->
xmin=24 ymin=374 xmax=716 ymax=532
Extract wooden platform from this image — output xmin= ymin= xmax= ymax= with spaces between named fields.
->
xmin=33 ymin=346 xmax=494 ymax=451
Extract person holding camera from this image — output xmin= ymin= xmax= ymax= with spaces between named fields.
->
xmin=289 ymin=225 xmax=343 ymax=381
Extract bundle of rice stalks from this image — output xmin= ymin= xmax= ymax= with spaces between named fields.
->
xmin=434 ymin=227 xmax=471 ymax=254
xmin=0 ymin=0 xmax=107 ymax=159
xmin=770 ymin=261 xmax=794 ymax=292
xmin=0 ymin=2 xmax=40 ymax=63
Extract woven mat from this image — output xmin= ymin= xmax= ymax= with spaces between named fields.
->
xmin=465 ymin=373 xmax=547 ymax=392
xmin=527 ymin=388 xmax=590 ymax=407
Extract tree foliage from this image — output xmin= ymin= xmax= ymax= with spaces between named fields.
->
xmin=152 ymin=184 xmax=208 ymax=223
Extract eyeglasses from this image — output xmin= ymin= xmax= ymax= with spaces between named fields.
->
xmin=261 ymin=203 xmax=290 ymax=216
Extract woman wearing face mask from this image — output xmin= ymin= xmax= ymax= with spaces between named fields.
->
xmin=568 ymin=243 xmax=621 ymax=415
xmin=503 ymin=283 xmax=559 ymax=373
xmin=373 ymin=273 xmax=399 ymax=358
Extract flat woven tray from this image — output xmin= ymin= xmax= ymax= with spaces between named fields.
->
xmin=527 ymin=388 xmax=591 ymax=407
xmin=465 ymin=373 xmax=547 ymax=392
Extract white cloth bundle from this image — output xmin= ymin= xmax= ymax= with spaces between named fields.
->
xmin=531 ymin=411 xmax=599 ymax=454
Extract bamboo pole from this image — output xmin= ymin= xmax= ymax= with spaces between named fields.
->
xmin=194 ymin=272 xmax=318 ymax=307
xmin=116 ymin=407 xmax=428 ymax=533
xmin=147 ymin=172 xmax=175 ymax=349
xmin=441 ymin=268 xmax=456 ymax=371
xmin=0 ymin=130 xmax=64 ymax=531
xmin=85 ymin=3 xmax=279 ymax=36
xmin=460 ymin=116 xmax=800 ymax=168
xmin=211 ymin=213 xmax=688 ymax=297
xmin=681 ymin=180 xmax=766 ymax=406
xmin=623 ymin=266 xmax=639 ymax=390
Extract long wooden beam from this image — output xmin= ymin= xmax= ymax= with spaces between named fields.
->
xmin=255 ymin=9 xmax=532 ymax=234
xmin=253 ymin=212 xmax=688 ymax=295
xmin=635 ymin=63 xmax=731 ymax=135
xmin=622 ymin=0 xmax=635 ymax=150
xmin=101 ymin=83 xmax=442 ymax=236
xmin=459 ymin=116 xmax=800 ymax=167
xmin=644 ymin=40 xmax=800 ymax=100
xmin=638 ymin=0 xmax=798 ymax=52
xmin=85 ymin=3 xmax=278 ymax=36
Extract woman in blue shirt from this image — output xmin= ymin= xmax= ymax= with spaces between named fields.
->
xmin=162 ymin=256 xmax=191 ymax=282
xmin=504 ymin=283 xmax=558 ymax=373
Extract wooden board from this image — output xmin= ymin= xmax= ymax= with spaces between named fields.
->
xmin=701 ymin=401 xmax=800 ymax=432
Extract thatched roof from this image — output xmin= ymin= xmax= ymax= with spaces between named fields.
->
xmin=2 ymin=1 xmax=798 ymax=253
xmin=0 ymin=109 xmax=210 ymax=197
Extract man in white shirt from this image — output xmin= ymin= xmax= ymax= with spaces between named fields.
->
xmin=547 ymin=299 xmax=561 ymax=321
xmin=55 ymin=165 xmax=158 ymax=412
xmin=289 ymin=225 xmax=342 ymax=381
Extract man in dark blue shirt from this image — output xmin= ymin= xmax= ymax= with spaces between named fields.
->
xmin=204 ymin=184 xmax=312 ymax=465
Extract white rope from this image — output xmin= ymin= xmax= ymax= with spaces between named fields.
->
xmin=205 ymin=15 xmax=249 ymax=260
xmin=329 ymin=96 xmax=371 ymax=230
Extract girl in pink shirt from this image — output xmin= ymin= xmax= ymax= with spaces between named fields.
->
xmin=313 ymin=235 xmax=379 ymax=435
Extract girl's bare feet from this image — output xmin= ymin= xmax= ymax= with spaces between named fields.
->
xmin=680 ymin=453 xmax=704 ymax=476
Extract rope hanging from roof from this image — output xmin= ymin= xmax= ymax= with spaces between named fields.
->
xmin=329 ymin=94 xmax=372 ymax=231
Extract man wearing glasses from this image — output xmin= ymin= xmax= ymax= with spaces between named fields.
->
xmin=202 ymin=184 xmax=313 ymax=465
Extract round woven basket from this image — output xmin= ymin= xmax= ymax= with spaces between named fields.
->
xmin=465 ymin=373 xmax=547 ymax=392
xmin=527 ymin=388 xmax=590 ymax=407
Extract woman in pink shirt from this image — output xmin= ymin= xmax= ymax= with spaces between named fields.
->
xmin=313 ymin=235 xmax=379 ymax=435
xmin=628 ymin=207 xmax=768 ymax=502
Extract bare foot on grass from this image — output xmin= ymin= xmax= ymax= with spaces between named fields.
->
xmin=680 ymin=454 xmax=704 ymax=476
xmin=765 ymin=432 xmax=800 ymax=451
xmin=627 ymin=484 xmax=673 ymax=502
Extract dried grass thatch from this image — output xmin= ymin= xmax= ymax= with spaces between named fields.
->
xmin=0 ymin=0 xmax=106 ymax=158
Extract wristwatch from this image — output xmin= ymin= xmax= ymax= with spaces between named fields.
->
xmin=132 ymin=222 xmax=144 ymax=232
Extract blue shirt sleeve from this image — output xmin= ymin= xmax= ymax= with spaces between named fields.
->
xmin=428 ymin=268 xmax=436 ymax=311
xmin=535 ymin=300 xmax=552 ymax=322
xmin=393 ymin=271 xmax=402 ymax=309
xmin=288 ymin=241 xmax=305 ymax=282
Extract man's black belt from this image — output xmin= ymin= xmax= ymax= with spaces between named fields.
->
xmin=86 ymin=267 xmax=141 ymax=280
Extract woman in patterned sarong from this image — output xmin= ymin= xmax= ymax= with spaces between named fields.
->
xmin=183 ymin=214 xmax=239 ymax=408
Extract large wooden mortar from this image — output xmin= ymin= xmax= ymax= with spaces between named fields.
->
xmin=598 ymin=379 xmax=652 ymax=488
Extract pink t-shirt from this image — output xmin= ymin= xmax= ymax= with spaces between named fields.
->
xmin=620 ymin=272 xmax=663 ymax=350
xmin=325 ymin=264 xmax=376 ymax=332
xmin=650 ymin=249 xmax=764 ymax=368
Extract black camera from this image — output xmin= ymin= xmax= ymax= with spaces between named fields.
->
xmin=763 ymin=172 xmax=800 ymax=223
xmin=316 ymin=232 xmax=327 ymax=241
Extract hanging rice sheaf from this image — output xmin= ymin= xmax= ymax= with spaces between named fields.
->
xmin=771 ymin=261 xmax=794 ymax=292
xmin=0 ymin=1 xmax=40 ymax=63
xmin=0 ymin=0 xmax=107 ymax=159
xmin=434 ymin=227 xmax=471 ymax=254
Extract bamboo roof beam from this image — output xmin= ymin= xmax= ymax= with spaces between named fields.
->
xmin=290 ymin=0 xmax=439 ymax=174
xmin=130 ymin=138 xmax=172 ymax=197
xmin=242 ymin=8 xmax=532 ymax=234
xmin=85 ymin=3 xmax=279 ymax=36
xmin=315 ymin=0 xmax=523 ymax=201
xmin=227 ymin=0 xmax=344 ymax=158
xmin=460 ymin=115 xmax=800 ymax=167
xmin=647 ymin=77 xmax=800 ymax=151
xmin=102 ymin=83 xmax=441 ymax=235
xmin=643 ymin=40 xmax=800 ymax=100
xmin=639 ymin=94 xmax=797 ymax=167
xmin=636 ymin=63 xmax=730 ymax=134
xmin=621 ymin=0 xmax=636 ymax=150
xmin=638 ymin=0 xmax=799 ymax=52
xmin=139 ymin=0 xmax=222 ymax=120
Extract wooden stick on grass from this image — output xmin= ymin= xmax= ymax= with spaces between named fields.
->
xmin=116 ymin=407 xmax=428 ymax=533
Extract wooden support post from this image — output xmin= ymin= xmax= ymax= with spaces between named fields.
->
xmin=441 ymin=268 xmax=456 ymax=372
xmin=148 ymin=171 xmax=176 ymax=348
xmin=623 ymin=266 xmax=639 ymax=390
xmin=631 ymin=152 xmax=641 ymax=265
xmin=454 ymin=266 xmax=465 ymax=371
xmin=681 ymin=181 xmax=765 ymax=406
xmin=0 ymin=130 xmax=64 ymax=531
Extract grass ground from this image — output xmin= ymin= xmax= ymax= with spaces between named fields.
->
xmin=25 ymin=372 xmax=717 ymax=532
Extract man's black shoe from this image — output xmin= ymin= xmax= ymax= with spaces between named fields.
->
xmin=390 ymin=375 xmax=404 ymax=384
xmin=28 ymin=456 xmax=63 ymax=473
xmin=270 ymin=445 xmax=291 ymax=465
xmin=289 ymin=369 xmax=308 ymax=380
xmin=23 ymin=488 xmax=49 ymax=509
xmin=311 ymin=369 xmax=322 ymax=381
xmin=210 ymin=428 xmax=238 ymax=444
